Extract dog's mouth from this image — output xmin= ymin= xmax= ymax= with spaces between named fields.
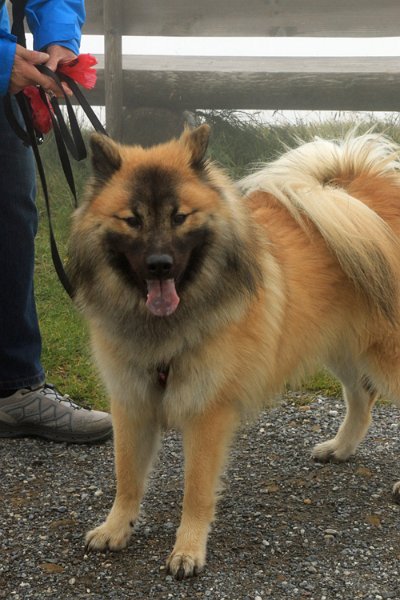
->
xmin=145 ymin=279 xmax=180 ymax=317
xmin=112 ymin=242 xmax=205 ymax=317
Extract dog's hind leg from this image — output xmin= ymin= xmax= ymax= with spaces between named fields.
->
xmin=361 ymin=339 xmax=400 ymax=503
xmin=166 ymin=401 xmax=239 ymax=579
xmin=85 ymin=401 xmax=161 ymax=552
xmin=312 ymin=359 xmax=378 ymax=462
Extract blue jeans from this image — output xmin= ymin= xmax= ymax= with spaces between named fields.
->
xmin=0 ymin=96 xmax=45 ymax=390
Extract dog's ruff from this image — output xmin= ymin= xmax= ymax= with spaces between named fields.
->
xmin=68 ymin=127 xmax=400 ymax=579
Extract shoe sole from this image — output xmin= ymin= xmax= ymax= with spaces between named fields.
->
xmin=0 ymin=422 xmax=112 ymax=444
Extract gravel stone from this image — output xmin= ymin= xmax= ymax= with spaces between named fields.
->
xmin=1 ymin=393 xmax=400 ymax=598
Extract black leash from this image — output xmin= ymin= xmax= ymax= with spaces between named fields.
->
xmin=4 ymin=0 xmax=108 ymax=298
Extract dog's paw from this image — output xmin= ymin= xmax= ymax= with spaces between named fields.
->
xmin=85 ymin=520 xmax=134 ymax=552
xmin=166 ymin=550 xmax=205 ymax=580
xmin=393 ymin=481 xmax=400 ymax=504
xmin=311 ymin=439 xmax=354 ymax=463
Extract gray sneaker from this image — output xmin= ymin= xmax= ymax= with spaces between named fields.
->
xmin=0 ymin=384 xmax=112 ymax=443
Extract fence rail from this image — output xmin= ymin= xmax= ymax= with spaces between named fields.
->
xmin=88 ymin=55 xmax=400 ymax=112
xmin=84 ymin=0 xmax=400 ymax=37
xmin=82 ymin=0 xmax=400 ymax=141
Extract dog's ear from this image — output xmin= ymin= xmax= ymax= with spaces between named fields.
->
xmin=180 ymin=124 xmax=210 ymax=168
xmin=89 ymin=133 xmax=122 ymax=184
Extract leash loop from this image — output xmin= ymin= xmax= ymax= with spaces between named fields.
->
xmin=3 ymin=62 xmax=108 ymax=298
xmin=3 ymin=0 xmax=108 ymax=297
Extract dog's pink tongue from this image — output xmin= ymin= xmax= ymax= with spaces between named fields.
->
xmin=146 ymin=279 xmax=180 ymax=316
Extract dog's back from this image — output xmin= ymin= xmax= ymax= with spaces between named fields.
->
xmin=241 ymin=133 xmax=400 ymax=324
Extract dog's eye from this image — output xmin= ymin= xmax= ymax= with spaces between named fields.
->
xmin=124 ymin=215 xmax=141 ymax=229
xmin=172 ymin=212 xmax=187 ymax=226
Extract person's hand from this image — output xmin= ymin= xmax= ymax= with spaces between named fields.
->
xmin=9 ymin=44 xmax=77 ymax=96
xmin=44 ymin=44 xmax=77 ymax=96
xmin=45 ymin=44 xmax=76 ymax=71
xmin=8 ymin=45 xmax=54 ymax=94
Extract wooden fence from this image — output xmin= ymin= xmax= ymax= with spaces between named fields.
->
xmin=83 ymin=0 xmax=400 ymax=141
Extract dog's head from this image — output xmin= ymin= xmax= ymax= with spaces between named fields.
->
xmin=69 ymin=125 xmax=255 ymax=318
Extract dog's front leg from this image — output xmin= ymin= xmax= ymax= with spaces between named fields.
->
xmin=167 ymin=401 xmax=239 ymax=579
xmin=85 ymin=401 xmax=160 ymax=552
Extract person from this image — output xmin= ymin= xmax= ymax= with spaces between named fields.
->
xmin=0 ymin=0 xmax=112 ymax=443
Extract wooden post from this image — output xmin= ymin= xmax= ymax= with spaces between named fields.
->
xmin=103 ymin=0 xmax=123 ymax=141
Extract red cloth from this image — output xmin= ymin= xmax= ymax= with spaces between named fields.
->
xmin=58 ymin=54 xmax=98 ymax=90
xmin=23 ymin=86 xmax=53 ymax=134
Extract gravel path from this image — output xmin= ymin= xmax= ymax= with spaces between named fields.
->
xmin=1 ymin=393 xmax=400 ymax=600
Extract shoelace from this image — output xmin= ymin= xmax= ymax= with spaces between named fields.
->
xmin=42 ymin=384 xmax=82 ymax=410
xmin=24 ymin=383 xmax=87 ymax=410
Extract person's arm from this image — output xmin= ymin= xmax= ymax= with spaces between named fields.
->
xmin=25 ymin=0 xmax=85 ymax=54
xmin=26 ymin=0 xmax=86 ymax=92
xmin=0 ymin=30 xmax=51 ymax=97
xmin=0 ymin=0 xmax=85 ymax=96
xmin=0 ymin=30 xmax=17 ymax=95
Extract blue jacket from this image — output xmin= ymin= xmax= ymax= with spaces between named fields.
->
xmin=0 ymin=0 xmax=85 ymax=96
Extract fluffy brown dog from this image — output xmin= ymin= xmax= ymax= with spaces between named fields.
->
xmin=68 ymin=126 xmax=400 ymax=579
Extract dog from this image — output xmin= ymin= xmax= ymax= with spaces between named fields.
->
xmin=68 ymin=125 xmax=400 ymax=579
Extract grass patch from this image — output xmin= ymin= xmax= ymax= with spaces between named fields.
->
xmin=35 ymin=134 xmax=108 ymax=410
xmin=299 ymin=370 xmax=342 ymax=398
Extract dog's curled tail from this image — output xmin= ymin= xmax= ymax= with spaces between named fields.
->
xmin=240 ymin=133 xmax=400 ymax=323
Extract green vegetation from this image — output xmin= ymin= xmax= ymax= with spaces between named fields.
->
xmin=200 ymin=110 xmax=400 ymax=178
xmin=34 ymin=133 xmax=109 ymax=409
xmin=33 ymin=112 xmax=400 ymax=408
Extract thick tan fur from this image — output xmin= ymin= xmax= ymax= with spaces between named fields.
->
xmin=68 ymin=128 xmax=400 ymax=578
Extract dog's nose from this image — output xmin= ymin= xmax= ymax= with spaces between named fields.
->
xmin=146 ymin=254 xmax=174 ymax=279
